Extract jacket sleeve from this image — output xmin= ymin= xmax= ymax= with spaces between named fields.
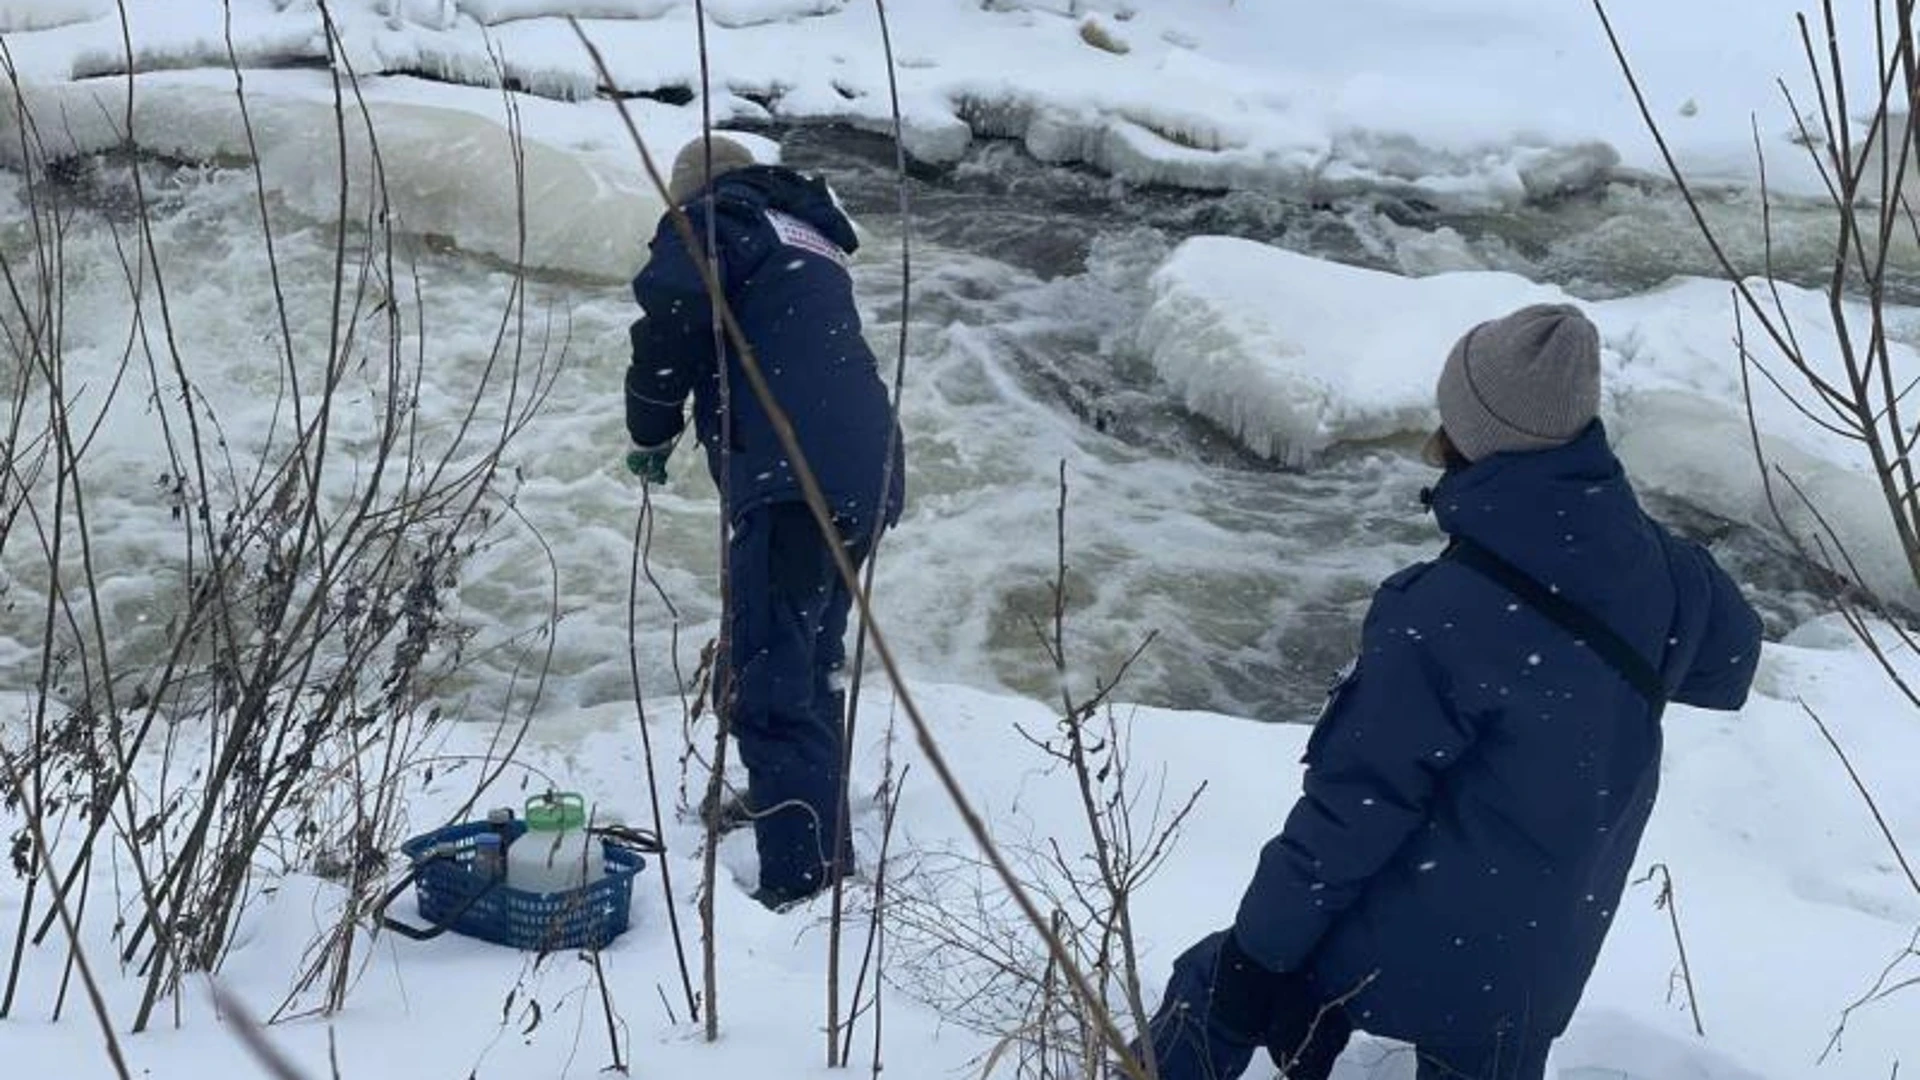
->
xmin=624 ymin=205 xmax=736 ymax=448
xmin=1668 ymin=539 xmax=1763 ymax=711
xmin=1230 ymin=579 xmax=1478 ymax=974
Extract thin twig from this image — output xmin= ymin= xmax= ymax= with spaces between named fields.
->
xmin=0 ymin=750 xmax=131 ymax=1080
xmin=1821 ymin=925 xmax=1920 ymax=1062
xmin=628 ymin=482 xmax=699 ymax=1020
xmin=1801 ymin=700 xmax=1920 ymax=895
xmin=1634 ymin=864 xmax=1706 ymax=1037
xmin=589 ymin=949 xmax=629 ymax=1074
xmin=208 ymin=979 xmax=311 ymax=1080
xmin=833 ymin=0 xmax=917 ymax=1060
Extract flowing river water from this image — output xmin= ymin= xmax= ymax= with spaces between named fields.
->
xmin=0 ymin=124 xmax=1851 ymax=727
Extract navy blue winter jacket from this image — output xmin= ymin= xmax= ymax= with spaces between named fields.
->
xmin=1232 ymin=422 xmax=1761 ymax=1044
xmin=626 ymin=165 xmax=905 ymax=531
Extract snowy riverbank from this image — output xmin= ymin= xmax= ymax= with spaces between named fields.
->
xmin=5 ymin=624 xmax=1918 ymax=1078
xmin=1 ymin=0 xmax=1896 ymax=208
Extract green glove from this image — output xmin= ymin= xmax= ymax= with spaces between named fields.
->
xmin=625 ymin=443 xmax=672 ymax=485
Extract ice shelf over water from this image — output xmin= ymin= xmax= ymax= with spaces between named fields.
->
xmin=2 ymin=0 xmax=1899 ymax=207
xmin=1141 ymin=235 xmax=1920 ymax=607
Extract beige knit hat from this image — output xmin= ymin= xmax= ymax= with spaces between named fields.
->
xmin=1434 ymin=304 xmax=1602 ymax=463
xmin=667 ymin=134 xmax=755 ymax=204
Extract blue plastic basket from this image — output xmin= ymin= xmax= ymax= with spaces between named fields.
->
xmin=393 ymin=819 xmax=646 ymax=951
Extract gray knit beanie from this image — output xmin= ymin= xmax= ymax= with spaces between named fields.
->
xmin=1434 ymin=303 xmax=1601 ymax=463
xmin=667 ymin=134 xmax=755 ymax=204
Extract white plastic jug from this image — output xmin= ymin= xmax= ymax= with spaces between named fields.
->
xmin=507 ymin=792 xmax=601 ymax=894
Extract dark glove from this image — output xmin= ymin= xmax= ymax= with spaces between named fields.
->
xmin=625 ymin=442 xmax=672 ymax=485
xmin=1134 ymin=930 xmax=1273 ymax=1080
xmin=1212 ymin=928 xmax=1290 ymax=1043
xmin=1265 ymin=970 xmax=1353 ymax=1079
xmin=1139 ymin=930 xmax=1353 ymax=1080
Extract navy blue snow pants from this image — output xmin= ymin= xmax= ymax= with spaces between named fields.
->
xmin=1143 ymin=932 xmax=1551 ymax=1080
xmin=726 ymin=502 xmax=870 ymax=905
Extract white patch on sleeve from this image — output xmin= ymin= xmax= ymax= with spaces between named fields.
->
xmin=766 ymin=209 xmax=850 ymax=269
xmin=1315 ymin=658 xmax=1358 ymax=725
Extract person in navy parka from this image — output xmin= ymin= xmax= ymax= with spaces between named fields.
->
xmin=623 ymin=134 xmax=904 ymax=909
xmin=1139 ymin=305 xmax=1761 ymax=1079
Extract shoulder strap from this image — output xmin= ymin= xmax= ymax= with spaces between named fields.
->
xmin=1445 ymin=537 xmax=1666 ymax=710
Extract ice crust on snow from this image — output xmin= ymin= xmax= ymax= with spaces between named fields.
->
xmin=0 ymin=0 xmax=1895 ymax=207
xmin=702 ymin=0 xmax=844 ymax=28
xmin=1139 ymin=235 xmax=1920 ymax=607
xmin=1137 ymin=239 xmax=1564 ymax=465
xmin=0 ymin=71 xmax=781 ymax=279
xmin=0 ymin=0 xmax=102 ymax=31
xmin=450 ymin=0 xmax=675 ymax=24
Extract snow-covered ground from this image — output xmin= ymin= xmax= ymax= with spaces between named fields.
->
xmin=4 ymin=626 xmax=1918 ymax=1079
xmin=4 ymin=2 xmax=1920 ymax=1079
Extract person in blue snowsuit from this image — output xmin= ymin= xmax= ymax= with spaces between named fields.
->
xmin=1139 ymin=305 xmax=1762 ymax=1079
xmin=623 ymin=135 xmax=905 ymax=909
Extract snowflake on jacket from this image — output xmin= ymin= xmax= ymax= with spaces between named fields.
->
xmin=1234 ymin=421 xmax=1760 ymax=1045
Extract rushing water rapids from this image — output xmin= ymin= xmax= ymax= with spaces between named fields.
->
xmin=0 ymin=126 xmax=1856 ymax=729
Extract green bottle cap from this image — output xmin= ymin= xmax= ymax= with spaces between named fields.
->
xmin=525 ymin=792 xmax=587 ymax=832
